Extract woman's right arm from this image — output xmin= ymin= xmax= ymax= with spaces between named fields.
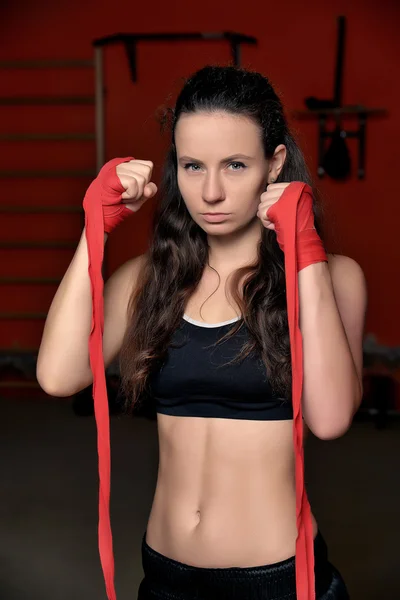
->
xmin=36 ymin=227 xmax=146 ymax=397
xmin=36 ymin=157 xmax=156 ymax=397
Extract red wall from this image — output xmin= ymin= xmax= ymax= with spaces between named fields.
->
xmin=0 ymin=0 xmax=399 ymax=352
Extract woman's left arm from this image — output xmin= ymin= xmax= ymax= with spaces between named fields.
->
xmin=299 ymin=255 xmax=368 ymax=440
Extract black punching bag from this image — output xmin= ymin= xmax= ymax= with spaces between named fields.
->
xmin=322 ymin=125 xmax=351 ymax=180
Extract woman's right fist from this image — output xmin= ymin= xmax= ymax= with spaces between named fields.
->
xmin=83 ymin=157 xmax=158 ymax=234
xmin=116 ymin=159 xmax=158 ymax=213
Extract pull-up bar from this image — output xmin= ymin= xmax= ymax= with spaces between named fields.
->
xmin=93 ymin=32 xmax=257 ymax=82
xmin=92 ymin=31 xmax=257 ymax=173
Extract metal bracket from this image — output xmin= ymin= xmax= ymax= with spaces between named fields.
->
xmin=93 ymin=31 xmax=257 ymax=82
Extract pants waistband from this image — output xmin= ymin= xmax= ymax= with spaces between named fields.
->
xmin=141 ymin=530 xmax=333 ymax=599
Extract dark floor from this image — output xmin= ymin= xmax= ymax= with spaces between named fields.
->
xmin=0 ymin=395 xmax=398 ymax=600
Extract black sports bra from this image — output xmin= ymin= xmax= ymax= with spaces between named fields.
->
xmin=148 ymin=313 xmax=293 ymax=420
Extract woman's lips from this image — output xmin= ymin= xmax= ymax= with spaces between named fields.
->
xmin=202 ymin=213 xmax=230 ymax=223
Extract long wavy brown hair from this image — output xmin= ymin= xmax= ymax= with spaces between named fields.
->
xmin=118 ymin=65 xmax=328 ymax=414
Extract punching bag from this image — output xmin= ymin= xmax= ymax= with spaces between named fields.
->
xmin=322 ymin=125 xmax=351 ymax=180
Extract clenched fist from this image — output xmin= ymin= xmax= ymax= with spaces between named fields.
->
xmin=83 ymin=157 xmax=158 ymax=234
xmin=116 ymin=159 xmax=158 ymax=213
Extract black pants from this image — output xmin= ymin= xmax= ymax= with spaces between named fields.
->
xmin=137 ymin=529 xmax=350 ymax=599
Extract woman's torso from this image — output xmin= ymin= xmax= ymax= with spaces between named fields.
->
xmin=145 ymin=266 xmax=318 ymax=568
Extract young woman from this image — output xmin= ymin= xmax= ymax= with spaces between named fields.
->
xmin=37 ymin=65 xmax=367 ymax=600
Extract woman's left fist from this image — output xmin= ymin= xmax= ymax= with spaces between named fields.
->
xmin=256 ymin=183 xmax=291 ymax=230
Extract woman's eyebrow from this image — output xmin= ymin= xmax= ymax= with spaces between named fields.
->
xmin=178 ymin=154 xmax=255 ymax=163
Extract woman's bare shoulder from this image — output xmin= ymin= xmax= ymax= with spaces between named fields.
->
xmin=327 ymin=253 xmax=366 ymax=285
xmin=327 ymin=253 xmax=366 ymax=297
xmin=104 ymin=252 xmax=149 ymax=302
xmin=102 ymin=252 xmax=149 ymax=368
xmin=108 ymin=251 xmax=148 ymax=282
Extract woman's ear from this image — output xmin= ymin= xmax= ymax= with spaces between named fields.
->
xmin=269 ymin=144 xmax=287 ymax=181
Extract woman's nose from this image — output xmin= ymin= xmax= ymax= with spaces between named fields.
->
xmin=202 ymin=174 xmax=225 ymax=202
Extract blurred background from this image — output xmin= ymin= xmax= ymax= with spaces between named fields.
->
xmin=0 ymin=0 xmax=399 ymax=598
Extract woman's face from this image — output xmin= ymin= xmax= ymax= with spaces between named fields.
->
xmin=175 ymin=111 xmax=270 ymax=233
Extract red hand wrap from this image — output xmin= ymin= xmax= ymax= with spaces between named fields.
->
xmin=267 ymin=182 xmax=327 ymax=271
xmin=81 ymin=155 xmax=134 ymax=600
xmin=266 ymin=181 xmax=327 ymax=600
xmin=83 ymin=157 xmax=135 ymax=234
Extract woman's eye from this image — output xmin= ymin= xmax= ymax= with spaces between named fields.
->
xmin=184 ymin=163 xmax=201 ymax=171
xmin=229 ymin=162 xmax=246 ymax=170
xmin=183 ymin=162 xmax=246 ymax=171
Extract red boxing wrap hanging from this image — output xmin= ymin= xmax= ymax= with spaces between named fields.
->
xmin=84 ymin=163 xmax=327 ymax=600
xmin=83 ymin=157 xmax=134 ymax=600
xmin=268 ymin=181 xmax=328 ymax=600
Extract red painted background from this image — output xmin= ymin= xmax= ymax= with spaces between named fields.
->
xmin=0 ymin=0 xmax=399 ymax=361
